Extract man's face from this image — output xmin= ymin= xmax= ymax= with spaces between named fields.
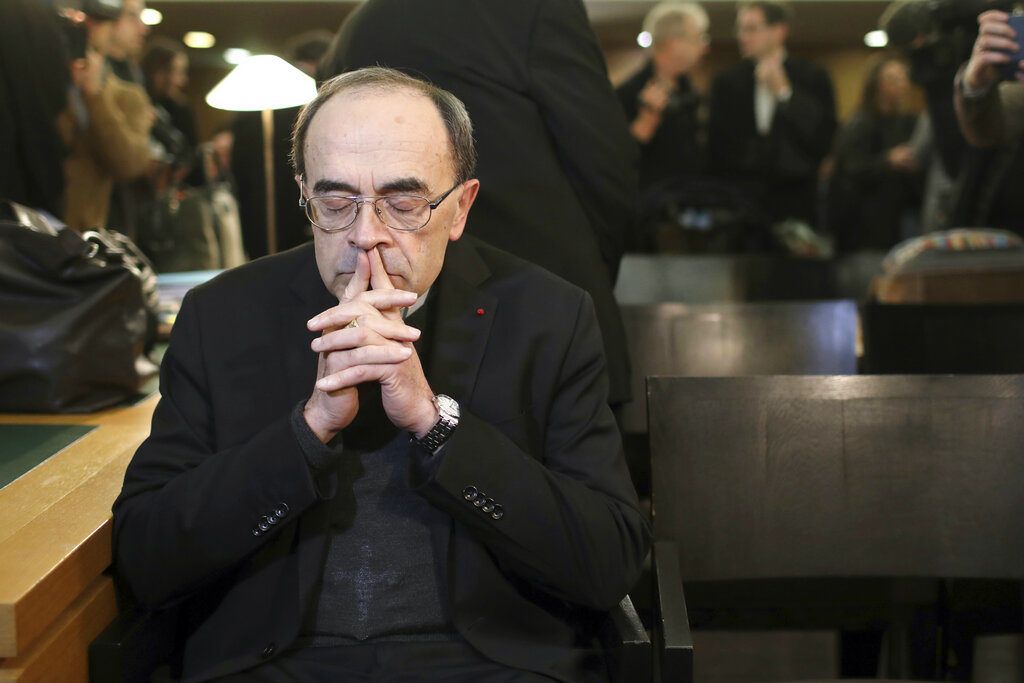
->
xmin=736 ymin=7 xmax=784 ymax=59
xmin=653 ymin=18 xmax=708 ymax=78
xmin=87 ymin=19 xmax=114 ymax=54
xmin=108 ymin=0 xmax=148 ymax=60
xmin=300 ymin=89 xmax=478 ymax=299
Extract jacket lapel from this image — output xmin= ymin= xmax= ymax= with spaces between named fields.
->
xmin=426 ymin=238 xmax=497 ymax=406
xmin=281 ymin=247 xmax=334 ymax=407
xmin=278 ymin=247 xmax=337 ymax=617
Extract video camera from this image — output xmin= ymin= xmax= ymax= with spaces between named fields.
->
xmin=882 ymin=0 xmax=1014 ymax=47
xmin=881 ymin=0 xmax=1015 ymax=84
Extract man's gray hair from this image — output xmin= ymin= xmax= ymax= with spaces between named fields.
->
xmin=291 ymin=66 xmax=477 ymax=183
xmin=643 ymin=2 xmax=710 ymax=45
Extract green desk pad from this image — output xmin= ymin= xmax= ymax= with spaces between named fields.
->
xmin=0 ymin=424 xmax=95 ymax=489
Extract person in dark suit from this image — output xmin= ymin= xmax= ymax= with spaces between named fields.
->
xmin=112 ymin=68 xmax=648 ymax=682
xmin=617 ymin=1 xmax=710 ymax=191
xmin=320 ymin=0 xmax=636 ymax=408
xmin=708 ymin=0 xmax=837 ymax=236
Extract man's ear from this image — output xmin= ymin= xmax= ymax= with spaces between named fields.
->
xmin=447 ymin=179 xmax=480 ymax=242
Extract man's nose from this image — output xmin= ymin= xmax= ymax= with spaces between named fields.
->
xmin=347 ymin=202 xmax=392 ymax=251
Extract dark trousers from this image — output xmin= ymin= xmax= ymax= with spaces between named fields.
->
xmin=213 ymin=639 xmax=593 ymax=682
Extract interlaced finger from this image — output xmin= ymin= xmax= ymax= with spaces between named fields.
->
xmin=308 ymin=291 xmax=417 ymax=332
xmin=312 ymin=318 xmax=421 ymax=353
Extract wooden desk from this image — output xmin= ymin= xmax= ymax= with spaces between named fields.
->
xmin=0 ymin=395 xmax=158 ymax=682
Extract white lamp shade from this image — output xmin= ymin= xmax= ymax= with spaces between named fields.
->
xmin=206 ymin=54 xmax=317 ymax=111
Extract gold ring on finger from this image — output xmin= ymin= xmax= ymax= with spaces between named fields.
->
xmin=345 ymin=318 xmax=359 ymax=329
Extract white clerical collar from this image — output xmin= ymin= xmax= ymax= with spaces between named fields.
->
xmin=403 ymin=288 xmax=430 ymax=318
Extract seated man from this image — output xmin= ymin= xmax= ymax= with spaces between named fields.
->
xmin=112 ymin=67 xmax=649 ymax=682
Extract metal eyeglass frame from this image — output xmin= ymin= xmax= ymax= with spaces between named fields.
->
xmin=298 ymin=177 xmax=462 ymax=233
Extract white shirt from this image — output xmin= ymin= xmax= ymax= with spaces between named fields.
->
xmin=753 ymin=54 xmax=793 ymax=135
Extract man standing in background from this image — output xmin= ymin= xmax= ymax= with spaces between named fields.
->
xmin=58 ymin=0 xmax=154 ymax=231
xmin=708 ymin=0 xmax=836 ymax=239
xmin=321 ymin=0 xmax=637 ymax=410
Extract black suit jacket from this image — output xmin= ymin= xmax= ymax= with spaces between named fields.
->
xmin=321 ymin=0 xmax=637 ymax=405
xmin=708 ymin=56 xmax=836 ymax=223
xmin=616 ymin=62 xmax=703 ymax=190
xmin=112 ymin=238 xmax=649 ymax=682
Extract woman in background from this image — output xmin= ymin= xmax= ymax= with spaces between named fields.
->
xmin=829 ymin=55 xmax=923 ymax=252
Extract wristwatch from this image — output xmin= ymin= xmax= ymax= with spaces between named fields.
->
xmin=413 ymin=394 xmax=460 ymax=453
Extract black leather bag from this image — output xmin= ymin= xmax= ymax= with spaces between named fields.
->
xmin=0 ymin=202 xmax=157 ymax=412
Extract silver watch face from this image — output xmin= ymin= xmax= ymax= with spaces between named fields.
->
xmin=435 ymin=394 xmax=460 ymax=421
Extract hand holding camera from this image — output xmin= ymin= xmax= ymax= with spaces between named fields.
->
xmin=964 ymin=8 xmax=1024 ymax=92
xmin=69 ymin=48 xmax=105 ymax=97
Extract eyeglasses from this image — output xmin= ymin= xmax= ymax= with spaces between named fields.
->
xmin=299 ymin=180 xmax=461 ymax=233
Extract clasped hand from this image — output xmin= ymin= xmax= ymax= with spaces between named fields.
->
xmin=303 ymin=249 xmax=437 ymax=443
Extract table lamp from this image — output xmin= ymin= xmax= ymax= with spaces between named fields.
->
xmin=206 ymin=54 xmax=317 ymax=255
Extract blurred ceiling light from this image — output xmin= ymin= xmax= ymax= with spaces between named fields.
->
xmin=140 ymin=8 xmax=162 ymax=25
xmin=184 ymin=31 xmax=216 ymax=49
xmin=223 ymin=48 xmax=252 ymax=65
xmin=864 ymin=30 xmax=888 ymax=48
xmin=637 ymin=31 xmax=653 ymax=48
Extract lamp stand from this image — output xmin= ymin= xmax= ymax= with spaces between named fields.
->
xmin=261 ymin=108 xmax=277 ymax=255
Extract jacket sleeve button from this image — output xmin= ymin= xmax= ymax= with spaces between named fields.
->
xmin=275 ymin=503 xmax=290 ymax=517
xmin=481 ymin=498 xmax=495 ymax=513
xmin=491 ymin=505 xmax=504 ymax=520
xmin=462 ymin=486 xmax=478 ymax=501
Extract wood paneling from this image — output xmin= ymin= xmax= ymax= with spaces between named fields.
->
xmin=0 ymin=396 xmax=158 ymax=658
xmin=0 ymin=576 xmax=118 ymax=682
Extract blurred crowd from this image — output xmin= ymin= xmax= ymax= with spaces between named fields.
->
xmin=1 ymin=0 xmax=1022 ymax=268
xmin=620 ymin=0 xmax=1023 ymax=256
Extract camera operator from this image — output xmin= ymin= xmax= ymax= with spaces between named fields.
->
xmin=882 ymin=0 xmax=1008 ymax=177
xmin=57 ymin=0 xmax=155 ymax=231
xmin=953 ymin=8 xmax=1024 ymax=233
xmin=882 ymin=0 xmax=1022 ymax=233
xmin=956 ymin=10 xmax=1024 ymax=143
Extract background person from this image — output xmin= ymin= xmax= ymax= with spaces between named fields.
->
xmin=617 ymin=2 xmax=710 ymax=191
xmin=320 ymin=0 xmax=637 ymax=409
xmin=57 ymin=0 xmax=155 ymax=231
xmin=708 ymin=0 xmax=837 ymax=240
xmin=829 ymin=56 xmax=923 ymax=252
